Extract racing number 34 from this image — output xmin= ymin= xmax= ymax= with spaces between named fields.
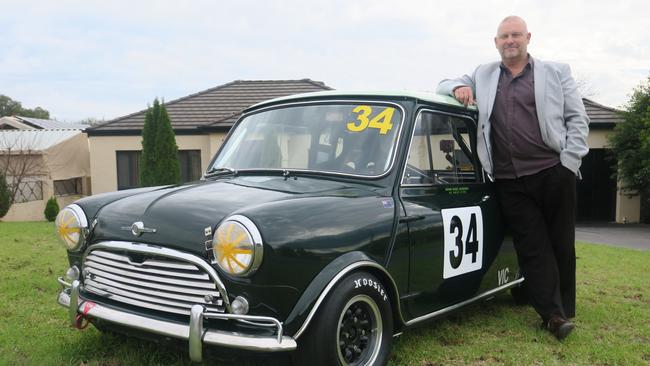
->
xmin=347 ymin=106 xmax=395 ymax=135
xmin=441 ymin=206 xmax=484 ymax=279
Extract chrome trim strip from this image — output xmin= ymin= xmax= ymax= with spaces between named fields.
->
xmin=206 ymin=99 xmax=407 ymax=180
xmin=82 ymin=241 xmax=231 ymax=311
xmin=86 ymin=253 xmax=210 ymax=280
xmin=84 ymin=280 xmax=223 ymax=314
xmin=399 ymin=108 xmax=481 ymax=187
xmin=84 ymin=261 xmax=214 ymax=289
xmin=86 ymin=276 xmax=220 ymax=304
xmin=203 ymin=312 xmax=284 ymax=343
xmin=91 ymin=250 xmax=199 ymax=271
xmin=85 ymin=266 xmax=219 ymax=297
xmin=405 ymin=278 xmax=524 ymax=326
xmin=57 ymin=276 xmax=71 ymax=288
xmin=292 ymin=260 xmax=406 ymax=340
xmin=57 ymin=291 xmax=296 ymax=352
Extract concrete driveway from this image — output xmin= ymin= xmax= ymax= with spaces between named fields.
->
xmin=575 ymin=223 xmax=650 ymax=251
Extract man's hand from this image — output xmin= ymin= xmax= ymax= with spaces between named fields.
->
xmin=453 ymin=86 xmax=475 ymax=106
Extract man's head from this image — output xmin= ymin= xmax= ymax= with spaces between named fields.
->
xmin=494 ymin=16 xmax=531 ymax=63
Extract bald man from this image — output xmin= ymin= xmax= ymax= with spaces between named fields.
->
xmin=437 ymin=16 xmax=589 ymax=340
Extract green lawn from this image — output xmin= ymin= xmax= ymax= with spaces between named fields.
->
xmin=1 ymin=221 xmax=649 ymax=365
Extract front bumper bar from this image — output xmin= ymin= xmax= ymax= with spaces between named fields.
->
xmin=58 ymin=279 xmax=296 ymax=362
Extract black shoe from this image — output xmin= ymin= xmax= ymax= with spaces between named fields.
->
xmin=545 ymin=316 xmax=575 ymax=340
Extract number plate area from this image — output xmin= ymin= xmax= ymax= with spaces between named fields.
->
xmin=441 ymin=206 xmax=483 ymax=279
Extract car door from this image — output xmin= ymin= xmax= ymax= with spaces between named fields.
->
xmin=398 ymin=109 xmax=506 ymax=319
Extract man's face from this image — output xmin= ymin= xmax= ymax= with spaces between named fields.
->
xmin=494 ymin=19 xmax=531 ymax=62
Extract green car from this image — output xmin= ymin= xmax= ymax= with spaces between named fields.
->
xmin=55 ymin=91 xmax=522 ymax=365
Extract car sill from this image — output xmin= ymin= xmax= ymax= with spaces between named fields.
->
xmin=405 ymin=278 xmax=525 ymax=327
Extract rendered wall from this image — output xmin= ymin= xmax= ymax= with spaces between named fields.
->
xmin=88 ymin=133 xmax=226 ymax=195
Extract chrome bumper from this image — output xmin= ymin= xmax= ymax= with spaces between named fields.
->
xmin=57 ymin=279 xmax=296 ymax=362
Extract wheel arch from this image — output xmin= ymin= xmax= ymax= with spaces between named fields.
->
xmin=287 ymin=252 xmax=406 ymax=340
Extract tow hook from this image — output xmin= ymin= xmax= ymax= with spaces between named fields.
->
xmin=74 ymin=314 xmax=92 ymax=330
xmin=73 ymin=301 xmax=96 ymax=330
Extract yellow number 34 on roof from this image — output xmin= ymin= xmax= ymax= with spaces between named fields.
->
xmin=347 ymin=105 xmax=395 ymax=135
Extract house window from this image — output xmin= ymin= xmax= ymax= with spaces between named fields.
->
xmin=179 ymin=150 xmax=202 ymax=183
xmin=116 ymin=150 xmax=202 ymax=190
xmin=12 ymin=179 xmax=43 ymax=203
xmin=54 ymin=177 xmax=82 ymax=196
xmin=116 ymin=151 xmax=141 ymax=190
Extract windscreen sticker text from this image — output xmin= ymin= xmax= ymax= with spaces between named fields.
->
xmin=346 ymin=106 xmax=395 ymax=135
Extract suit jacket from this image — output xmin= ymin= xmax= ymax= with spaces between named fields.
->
xmin=436 ymin=57 xmax=589 ymax=178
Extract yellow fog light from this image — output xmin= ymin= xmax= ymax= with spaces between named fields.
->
xmin=55 ymin=204 xmax=88 ymax=251
xmin=212 ymin=215 xmax=263 ymax=277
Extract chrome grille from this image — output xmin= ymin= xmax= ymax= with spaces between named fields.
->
xmin=83 ymin=249 xmax=225 ymax=316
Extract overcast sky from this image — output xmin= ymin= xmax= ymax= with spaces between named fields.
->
xmin=1 ymin=0 xmax=648 ymax=122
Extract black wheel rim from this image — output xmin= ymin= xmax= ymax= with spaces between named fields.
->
xmin=337 ymin=295 xmax=382 ymax=365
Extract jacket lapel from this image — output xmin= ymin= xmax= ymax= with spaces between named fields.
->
xmin=533 ymin=58 xmax=548 ymax=137
xmin=484 ymin=66 xmax=500 ymax=120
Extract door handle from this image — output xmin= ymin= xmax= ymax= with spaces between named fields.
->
xmin=478 ymin=195 xmax=490 ymax=203
xmin=399 ymin=215 xmax=425 ymax=224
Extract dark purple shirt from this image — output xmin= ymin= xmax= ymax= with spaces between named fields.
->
xmin=490 ymin=58 xmax=560 ymax=179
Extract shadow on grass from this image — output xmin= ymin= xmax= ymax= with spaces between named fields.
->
xmin=57 ymin=324 xmax=292 ymax=366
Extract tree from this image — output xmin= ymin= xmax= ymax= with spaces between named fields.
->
xmin=608 ymin=75 xmax=650 ymax=223
xmin=44 ymin=196 xmax=59 ymax=221
xmin=0 ymin=173 xmax=10 ymax=218
xmin=0 ymin=95 xmax=50 ymax=119
xmin=139 ymin=99 xmax=180 ymax=186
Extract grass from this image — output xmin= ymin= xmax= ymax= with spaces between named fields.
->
xmin=0 ymin=221 xmax=649 ymax=365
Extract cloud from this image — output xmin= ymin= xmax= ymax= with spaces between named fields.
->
xmin=0 ymin=0 xmax=648 ymax=120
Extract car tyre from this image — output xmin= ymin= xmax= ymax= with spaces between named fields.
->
xmin=294 ymin=271 xmax=393 ymax=366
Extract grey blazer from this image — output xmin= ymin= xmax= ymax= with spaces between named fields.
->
xmin=436 ymin=57 xmax=589 ymax=178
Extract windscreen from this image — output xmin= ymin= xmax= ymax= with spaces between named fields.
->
xmin=211 ymin=103 xmax=402 ymax=176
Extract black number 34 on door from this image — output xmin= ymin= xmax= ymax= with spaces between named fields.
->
xmin=55 ymin=91 xmax=522 ymax=365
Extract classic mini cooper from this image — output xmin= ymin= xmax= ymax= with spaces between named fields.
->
xmin=55 ymin=91 xmax=523 ymax=365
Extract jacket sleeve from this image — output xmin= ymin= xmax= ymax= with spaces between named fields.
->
xmin=436 ymin=68 xmax=478 ymax=97
xmin=559 ymin=63 xmax=590 ymax=175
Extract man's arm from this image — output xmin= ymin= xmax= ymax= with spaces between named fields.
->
xmin=559 ymin=64 xmax=590 ymax=174
xmin=436 ymin=71 xmax=478 ymax=106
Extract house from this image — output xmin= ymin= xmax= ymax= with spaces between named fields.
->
xmin=0 ymin=128 xmax=90 ymax=221
xmin=4 ymin=79 xmax=639 ymax=223
xmin=579 ymin=98 xmax=639 ymax=223
xmin=85 ymin=79 xmax=332 ymax=194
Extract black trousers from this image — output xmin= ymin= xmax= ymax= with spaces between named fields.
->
xmin=496 ymin=163 xmax=576 ymax=320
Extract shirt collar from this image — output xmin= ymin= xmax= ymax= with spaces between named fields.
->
xmin=499 ymin=54 xmax=533 ymax=73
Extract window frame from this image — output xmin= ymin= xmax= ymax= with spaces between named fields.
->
xmin=400 ymin=108 xmax=482 ymax=187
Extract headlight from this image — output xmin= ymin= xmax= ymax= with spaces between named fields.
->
xmin=55 ymin=204 xmax=88 ymax=251
xmin=212 ymin=215 xmax=263 ymax=277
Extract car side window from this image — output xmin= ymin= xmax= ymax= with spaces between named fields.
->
xmin=402 ymin=111 xmax=479 ymax=185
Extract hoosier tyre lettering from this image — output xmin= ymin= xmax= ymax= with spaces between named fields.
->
xmin=295 ymin=271 xmax=393 ymax=366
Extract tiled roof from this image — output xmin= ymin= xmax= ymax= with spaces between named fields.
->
xmin=87 ymin=79 xmax=332 ymax=134
xmin=583 ymin=98 xmax=624 ymax=127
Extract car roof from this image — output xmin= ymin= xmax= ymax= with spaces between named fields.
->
xmin=247 ymin=90 xmax=477 ymax=111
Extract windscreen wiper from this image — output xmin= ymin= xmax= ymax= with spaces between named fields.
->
xmin=204 ymin=166 xmax=238 ymax=178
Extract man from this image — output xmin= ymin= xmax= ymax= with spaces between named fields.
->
xmin=437 ymin=15 xmax=589 ymax=340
